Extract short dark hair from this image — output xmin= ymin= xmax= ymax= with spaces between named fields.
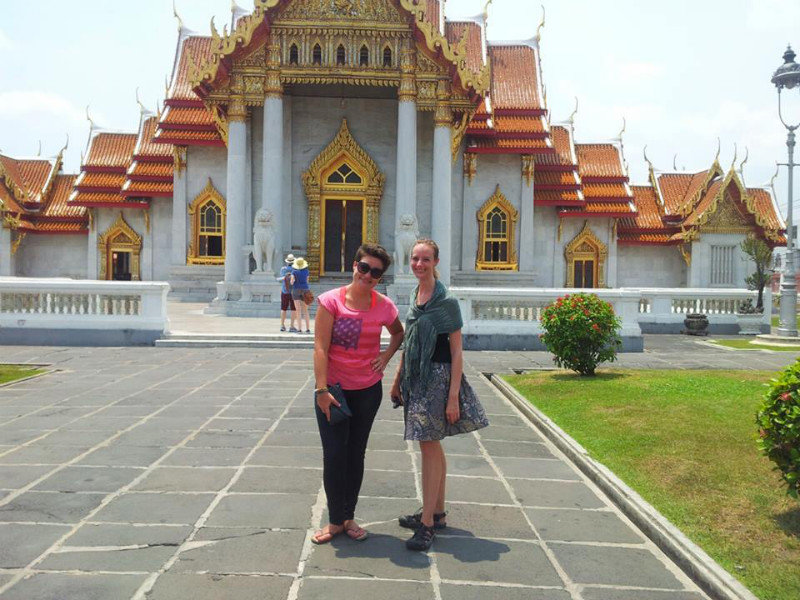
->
xmin=355 ymin=243 xmax=392 ymax=272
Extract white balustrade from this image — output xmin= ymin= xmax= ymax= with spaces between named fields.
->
xmin=0 ymin=277 xmax=169 ymax=335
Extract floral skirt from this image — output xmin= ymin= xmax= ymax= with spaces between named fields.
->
xmin=402 ymin=362 xmax=489 ymax=441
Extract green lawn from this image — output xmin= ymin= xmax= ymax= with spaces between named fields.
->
xmin=771 ymin=314 xmax=800 ymax=327
xmin=0 ymin=365 xmax=45 ymax=385
xmin=504 ymin=369 xmax=800 ymax=600
xmin=709 ymin=339 xmax=800 ymax=352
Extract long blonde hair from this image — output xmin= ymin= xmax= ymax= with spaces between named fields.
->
xmin=413 ymin=238 xmax=440 ymax=280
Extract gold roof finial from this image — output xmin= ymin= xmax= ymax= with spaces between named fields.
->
xmin=85 ymin=105 xmax=95 ymax=133
xmin=61 ymin=133 xmax=69 ymax=154
xmin=643 ymin=145 xmax=655 ymax=171
xmin=739 ymin=146 xmax=749 ymax=172
xmin=768 ymin=162 xmax=780 ymax=194
xmin=172 ymin=0 xmax=184 ymax=32
xmin=534 ymin=5 xmax=546 ymax=44
xmin=567 ymin=97 xmax=578 ymax=126
xmin=673 ymin=153 xmax=678 ymax=171
xmin=164 ymin=74 xmax=170 ymax=98
xmin=714 ymin=137 xmax=721 ymax=163
xmin=616 ymin=117 xmax=626 ymax=141
xmin=36 ymin=140 xmax=42 ymax=157
xmin=731 ymin=143 xmax=738 ymax=169
xmin=210 ymin=16 xmax=221 ymax=45
xmin=135 ymin=87 xmax=148 ymax=115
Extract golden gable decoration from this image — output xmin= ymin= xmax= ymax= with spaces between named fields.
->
xmin=565 ymin=221 xmax=608 ymax=288
xmin=98 ymin=213 xmax=142 ymax=281
xmin=476 ymin=185 xmax=518 ymax=271
xmin=303 ymin=119 xmax=385 ymax=279
xmin=275 ymin=0 xmax=407 ymax=24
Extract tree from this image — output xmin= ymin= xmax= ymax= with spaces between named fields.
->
xmin=741 ymin=236 xmax=774 ymax=311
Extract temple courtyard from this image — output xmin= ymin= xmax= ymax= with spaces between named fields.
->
xmin=0 ymin=342 xmax=796 ymax=599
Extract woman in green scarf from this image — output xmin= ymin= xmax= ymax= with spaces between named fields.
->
xmin=390 ymin=239 xmax=489 ymax=551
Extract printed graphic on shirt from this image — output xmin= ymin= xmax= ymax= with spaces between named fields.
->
xmin=331 ymin=317 xmax=362 ymax=351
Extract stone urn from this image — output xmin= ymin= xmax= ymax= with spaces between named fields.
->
xmin=683 ymin=313 xmax=709 ymax=336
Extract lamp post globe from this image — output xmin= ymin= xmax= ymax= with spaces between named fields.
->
xmin=772 ymin=45 xmax=800 ymax=337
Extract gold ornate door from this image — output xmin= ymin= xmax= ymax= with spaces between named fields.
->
xmin=323 ymin=197 xmax=365 ymax=273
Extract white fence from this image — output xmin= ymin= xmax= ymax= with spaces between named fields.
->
xmin=451 ymin=287 xmax=770 ymax=341
xmin=0 ymin=278 xmax=169 ymax=345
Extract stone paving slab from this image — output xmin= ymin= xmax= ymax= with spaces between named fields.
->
xmin=0 ymin=346 xmax=719 ymax=599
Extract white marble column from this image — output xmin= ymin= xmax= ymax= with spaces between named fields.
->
xmin=87 ymin=210 xmax=98 ymax=279
xmin=0 ymin=226 xmax=12 ymax=276
xmin=394 ymin=41 xmax=418 ymax=274
xmin=519 ymin=155 xmax=535 ymax=272
xmin=431 ymin=86 xmax=452 ymax=284
xmin=171 ymin=147 xmax=187 ymax=266
xmin=224 ymin=101 xmax=248 ymax=286
xmin=261 ymin=95 xmax=284 ymax=273
xmin=461 ymin=154 xmax=476 ymax=271
xmin=607 ymin=219 xmax=618 ymax=288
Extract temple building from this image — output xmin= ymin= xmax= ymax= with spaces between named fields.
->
xmin=0 ymin=0 xmax=786 ymax=311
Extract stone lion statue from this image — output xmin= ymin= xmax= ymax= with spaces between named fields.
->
xmin=394 ymin=213 xmax=419 ymax=275
xmin=253 ymin=208 xmax=277 ymax=273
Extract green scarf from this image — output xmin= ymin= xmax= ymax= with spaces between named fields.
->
xmin=402 ymin=280 xmax=463 ymax=392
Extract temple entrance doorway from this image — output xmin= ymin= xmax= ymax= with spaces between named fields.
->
xmin=111 ymin=251 xmax=132 ymax=281
xmin=323 ymin=197 xmax=364 ymax=273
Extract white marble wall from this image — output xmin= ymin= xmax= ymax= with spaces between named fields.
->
xmin=0 ymin=226 xmax=13 ymax=276
xmin=533 ymin=205 xmax=558 ymax=286
xmin=16 ymin=234 xmax=87 ymax=279
xmin=617 ymin=244 xmax=686 ymax=287
xmin=150 ymin=200 xmax=173 ymax=281
xmin=689 ymin=233 xmax=754 ymax=287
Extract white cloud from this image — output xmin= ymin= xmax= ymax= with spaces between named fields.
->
xmin=746 ymin=0 xmax=800 ymax=32
xmin=0 ymin=91 xmax=86 ymax=123
xmin=603 ymin=57 xmax=663 ymax=83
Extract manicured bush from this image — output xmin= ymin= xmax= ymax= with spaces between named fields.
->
xmin=539 ymin=293 xmax=621 ymax=376
xmin=757 ymin=360 xmax=800 ymax=499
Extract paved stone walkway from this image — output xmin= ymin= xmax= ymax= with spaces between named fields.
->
xmin=0 ymin=344 xmax=790 ymax=599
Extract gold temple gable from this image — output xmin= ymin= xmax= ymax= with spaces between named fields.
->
xmin=98 ymin=213 xmax=142 ymax=281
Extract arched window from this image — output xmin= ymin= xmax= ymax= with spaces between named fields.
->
xmin=98 ymin=214 xmax=142 ymax=281
xmin=188 ymin=179 xmax=226 ymax=265
xmin=383 ymin=46 xmax=392 ymax=67
xmin=327 ymin=162 xmax=363 ymax=185
xmin=313 ymin=44 xmax=322 ymax=65
xmin=360 ymin=45 xmax=369 ymax=66
xmin=336 ymin=44 xmax=346 ymax=66
xmin=476 ymin=185 xmax=518 ymax=271
xmin=289 ymin=44 xmax=299 ymax=65
xmin=564 ymin=221 xmax=608 ymax=288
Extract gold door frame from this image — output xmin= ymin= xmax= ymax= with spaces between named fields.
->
xmin=321 ymin=195 xmax=367 ymax=274
xmin=302 ymin=119 xmax=384 ymax=280
xmin=98 ymin=213 xmax=142 ymax=281
xmin=565 ymin=221 xmax=608 ymax=288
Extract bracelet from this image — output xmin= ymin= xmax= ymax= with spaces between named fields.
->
xmin=314 ymin=387 xmax=329 ymax=396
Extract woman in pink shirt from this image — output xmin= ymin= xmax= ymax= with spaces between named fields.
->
xmin=312 ymin=244 xmax=404 ymax=544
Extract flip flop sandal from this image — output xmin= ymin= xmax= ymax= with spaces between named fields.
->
xmin=311 ymin=526 xmax=342 ymax=545
xmin=345 ymin=525 xmax=368 ymax=541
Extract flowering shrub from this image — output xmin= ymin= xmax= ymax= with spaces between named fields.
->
xmin=539 ymin=293 xmax=621 ymax=376
xmin=757 ymin=360 xmax=800 ymax=499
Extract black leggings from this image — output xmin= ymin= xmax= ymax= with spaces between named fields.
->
xmin=315 ymin=381 xmax=382 ymax=525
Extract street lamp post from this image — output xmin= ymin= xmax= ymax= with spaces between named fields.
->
xmin=772 ymin=46 xmax=800 ymax=337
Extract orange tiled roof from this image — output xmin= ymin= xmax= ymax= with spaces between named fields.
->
xmin=535 ymin=189 xmax=583 ymax=205
xmin=582 ymin=182 xmax=632 ymax=201
xmin=619 ymin=186 xmax=664 ymax=230
xmin=70 ymin=191 xmax=135 ymax=206
xmin=160 ymin=106 xmax=215 ymax=128
xmin=85 ymin=133 xmax=138 ymax=170
xmin=19 ymin=220 xmax=87 ymax=234
xmin=172 ymin=36 xmax=214 ymax=102
xmin=44 ymin=175 xmax=84 ymax=218
xmin=562 ymin=202 xmax=636 ymax=216
xmin=617 ymin=232 xmax=673 ymax=244
xmin=488 ymin=45 xmax=543 ymax=112
xmin=122 ymin=180 xmax=172 ymax=197
xmin=468 ymin=137 xmax=550 ymax=153
xmin=535 ymin=171 xmax=580 ymax=187
xmin=749 ymin=188 xmax=783 ymax=231
xmin=423 ymin=0 xmax=441 ymax=31
xmin=76 ymin=172 xmax=127 ymax=190
xmin=0 ymin=155 xmax=55 ymax=203
xmin=683 ymin=179 xmax=725 ymax=227
xmin=535 ymin=126 xmax=575 ymax=168
xmin=135 ymin=117 xmax=173 ymax=159
xmin=0 ymin=181 xmax=24 ymax=213
xmin=128 ymin=161 xmax=173 ymax=179
xmin=575 ymin=144 xmax=626 ymax=180
xmin=493 ymin=115 xmax=547 ymax=136
xmin=657 ymin=170 xmax=716 ymax=215
xmin=445 ymin=21 xmax=484 ymax=74
xmin=154 ymin=129 xmax=222 ymax=144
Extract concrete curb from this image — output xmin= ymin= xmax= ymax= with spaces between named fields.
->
xmin=490 ymin=374 xmax=760 ymax=600
xmin=0 ymin=365 xmax=53 ymax=388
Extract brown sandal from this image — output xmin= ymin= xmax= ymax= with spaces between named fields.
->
xmin=344 ymin=523 xmax=368 ymax=541
xmin=311 ymin=524 xmax=343 ymax=545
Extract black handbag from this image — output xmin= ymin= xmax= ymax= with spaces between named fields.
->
xmin=319 ymin=383 xmax=352 ymax=425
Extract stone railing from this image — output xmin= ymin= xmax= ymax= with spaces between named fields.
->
xmin=629 ymin=288 xmax=771 ymax=333
xmin=450 ymin=287 xmax=644 ymax=351
xmin=0 ymin=277 xmax=170 ymax=346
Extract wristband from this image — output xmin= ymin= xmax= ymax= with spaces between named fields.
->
xmin=314 ymin=387 xmax=329 ymax=396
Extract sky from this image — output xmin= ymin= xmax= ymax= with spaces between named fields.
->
xmin=1 ymin=0 xmax=799 ymax=213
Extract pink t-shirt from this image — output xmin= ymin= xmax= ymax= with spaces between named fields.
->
xmin=318 ymin=286 xmax=399 ymax=391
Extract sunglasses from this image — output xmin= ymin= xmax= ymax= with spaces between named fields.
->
xmin=356 ymin=261 xmax=385 ymax=279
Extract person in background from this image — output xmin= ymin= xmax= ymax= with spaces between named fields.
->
xmin=391 ymin=239 xmax=489 ymax=552
xmin=311 ymin=244 xmax=404 ymax=544
xmin=291 ymin=256 xmax=312 ymax=333
xmin=277 ymin=253 xmax=298 ymax=332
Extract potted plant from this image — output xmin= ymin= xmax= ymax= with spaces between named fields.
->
xmin=735 ymin=298 xmax=763 ymax=335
